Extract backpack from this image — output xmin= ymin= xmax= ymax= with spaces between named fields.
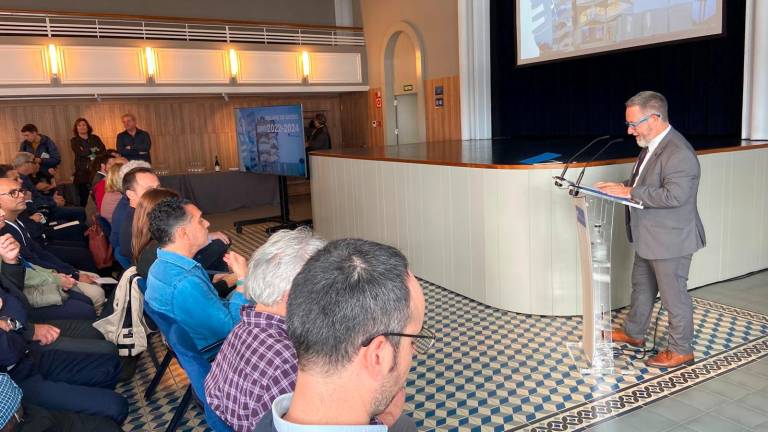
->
xmin=93 ymin=267 xmax=151 ymax=356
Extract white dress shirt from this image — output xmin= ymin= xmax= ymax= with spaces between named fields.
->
xmin=633 ymin=124 xmax=671 ymax=186
xmin=270 ymin=393 xmax=387 ymax=432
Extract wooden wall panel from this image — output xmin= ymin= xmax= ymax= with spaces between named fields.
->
xmin=367 ymin=87 xmax=385 ymax=147
xmin=0 ymin=93 xmax=363 ymax=183
xmin=339 ymin=91 xmax=369 ymax=148
xmin=424 ymin=75 xmax=461 ymax=142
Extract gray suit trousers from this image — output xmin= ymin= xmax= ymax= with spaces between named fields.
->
xmin=623 ymin=253 xmax=694 ymax=355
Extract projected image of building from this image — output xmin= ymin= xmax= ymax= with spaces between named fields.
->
xmin=574 ymin=0 xmax=633 ymax=47
xmin=530 ymin=0 xmax=574 ymax=54
xmin=526 ymin=0 xmax=719 ymax=56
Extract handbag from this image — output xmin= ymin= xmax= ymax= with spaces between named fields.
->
xmin=85 ymin=215 xmax=113 ymax=269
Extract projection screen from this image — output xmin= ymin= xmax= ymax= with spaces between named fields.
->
xmin=516 ymin=0 xmax=724 ymax=66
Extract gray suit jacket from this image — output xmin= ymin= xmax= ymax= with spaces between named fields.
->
xmin=625 ymin=127 xmax=706 ymax=260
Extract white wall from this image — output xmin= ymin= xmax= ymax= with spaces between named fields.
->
xmin=0 ymin=44 xmax=365 ymax=97
xmin=742 ymin=0 xmax=768 ymax=140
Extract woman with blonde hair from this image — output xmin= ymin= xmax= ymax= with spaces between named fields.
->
xmin=98 ymin=162 xmax=124 ymax=223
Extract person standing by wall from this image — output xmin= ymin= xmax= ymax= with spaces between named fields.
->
xmin=19 ymin=124 xmax=61 ymax=175
xmin=71 ymin=118 xmax=107 ymax=207
xmin=116 ymin=114 xmax=152 ymax=163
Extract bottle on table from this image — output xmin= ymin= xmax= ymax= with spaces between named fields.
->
xmin=214 ymin=155 xmax=221 ymax=172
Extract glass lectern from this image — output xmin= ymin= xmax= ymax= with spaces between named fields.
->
xmin=554 ymin=178 xmax=643 ymax=375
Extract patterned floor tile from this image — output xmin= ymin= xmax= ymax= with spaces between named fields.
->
xmin=118 ymin=224 xmax=768 ymax=431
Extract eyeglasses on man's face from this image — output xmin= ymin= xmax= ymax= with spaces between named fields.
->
xmin=0 ymin=189 xmax=25 ymax=199
xmin=362 ymin=325 xmax=436 ymax=355
xmin=625 ymin=112 xmax=661 ymax=130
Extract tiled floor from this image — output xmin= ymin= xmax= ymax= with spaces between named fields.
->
xmin=121 ymin=223 xmax=768 ymax=431
xmin=584 ymin=271 xmax=768 ymax=432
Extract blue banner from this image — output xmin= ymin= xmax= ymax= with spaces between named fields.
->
xmin=235 ymin=104 xmax=307 ymax=177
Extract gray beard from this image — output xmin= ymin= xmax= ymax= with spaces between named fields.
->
xmin=635 ymin=137 xmax=649 ymax=148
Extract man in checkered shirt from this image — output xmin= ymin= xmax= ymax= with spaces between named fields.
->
xmin=0 ymin=373 xmax=22 ymax=432
xmin=204 ymin=228 xmax=326 ymax=432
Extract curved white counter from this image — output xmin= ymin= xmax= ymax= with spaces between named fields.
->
xmin=309 ymin=141 xmax=768 ymax=316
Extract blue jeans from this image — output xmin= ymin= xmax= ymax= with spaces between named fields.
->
xmin=10 ymin=349 xmax=128 ymax=424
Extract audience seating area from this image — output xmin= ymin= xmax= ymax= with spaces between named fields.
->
xmin=0 ymin=119 xmax=426 ymax=432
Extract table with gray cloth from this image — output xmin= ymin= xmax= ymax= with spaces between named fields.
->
xmin=160 ymin=171 xmax=278 ymax=214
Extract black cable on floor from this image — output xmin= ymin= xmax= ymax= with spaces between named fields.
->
xmin=612 ymin=305 xmax=663 ymax=361
xmin=611 ymin=267 xmax=768 ymax=361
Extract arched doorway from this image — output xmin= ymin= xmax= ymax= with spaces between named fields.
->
xmin=382 ymin=21 xmax=427 ymax=146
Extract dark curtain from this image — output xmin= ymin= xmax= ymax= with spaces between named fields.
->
xmin=490 ymin=0 xmax=746 ymax=140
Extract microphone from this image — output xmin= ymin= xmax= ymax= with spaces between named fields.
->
xmin=553 ymin=135 xmax=610 ymax=187
xmin=572 ymin=137 xmax=624 ymax=193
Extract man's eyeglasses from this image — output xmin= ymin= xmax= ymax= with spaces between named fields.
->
xmin=625 ymin=112 xmax=661 ymax=129
xmin=0 ymin=189 xmax=25 ymax=199
xmin=362 ymin=326 xmax=436 ymax=355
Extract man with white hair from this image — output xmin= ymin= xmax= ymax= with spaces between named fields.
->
xmin=12 ymin=152 xmax=85 ymax=226
xmin=204 ymin=228 xmax=326 ymax=432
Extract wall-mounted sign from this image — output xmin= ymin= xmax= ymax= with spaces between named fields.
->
xmin=434 ymin=85 xmax=444 ymax=96
xmin=435 ymin=97 xmax=444 ymax=108
xmin=403 ymin=84 xmax=414 ymax=92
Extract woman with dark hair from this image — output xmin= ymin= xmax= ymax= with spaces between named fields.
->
xmin=133 ymin=188 xmax=237 ymax=297
xmin=133 ymin=187 xmax=181 ymax=274
xmin=70 ymin=118 xmax=106 ymax=207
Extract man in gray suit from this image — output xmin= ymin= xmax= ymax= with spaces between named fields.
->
xmin=596 ymin=91 xmax=706 ymax=368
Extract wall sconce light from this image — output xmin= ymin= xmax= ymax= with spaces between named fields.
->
xmin=228 ymin=48 xmax=239 ymax=83
xmin=47 ymin=43 xmax=61 ymax=83
xmin=301 ymin=50 xmax=311 ymax=83
xmin=144 ymin=47 xmax=157 ymax=83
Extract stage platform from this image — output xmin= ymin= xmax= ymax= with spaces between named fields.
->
xmin=308 ymin=137 xmax=766 ymax=168
xmin=309 ymin=138 xmax=768 ymax=316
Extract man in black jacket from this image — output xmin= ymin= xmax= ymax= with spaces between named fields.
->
xmin=116 ymin=114 xmax=152 ymax=163
xmin=0 ymin=231 xmax=113 ymax=355
xmin=0 ymin=178 xmax=98 ymax=282
xmin=12 ymin=153 xmax=86 ymax=230
xmin=0 ymin=373 xmax=121 ymax=432
xmin=0 ymin=236 xmax=127 ymax=425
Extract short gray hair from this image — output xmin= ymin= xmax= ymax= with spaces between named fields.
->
xmin=626 ymin=91 xmax=669 ymax=122
xmin=118 ymin=160 xmax=151 ymax=192
xmin=12 ymin=152 xmax=34 ymax=168
xmin=244 ymin=227 xmax=326 ymax=305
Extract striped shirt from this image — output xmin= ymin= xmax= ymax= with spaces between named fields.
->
xmin=204 ymin=307 xmax=297 ymax=432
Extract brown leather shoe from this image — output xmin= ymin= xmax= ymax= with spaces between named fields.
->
xmin=605 ymin=329 xmax=645 ymax=348
xmin=645 ymin=351 xmax=695 ymax=368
